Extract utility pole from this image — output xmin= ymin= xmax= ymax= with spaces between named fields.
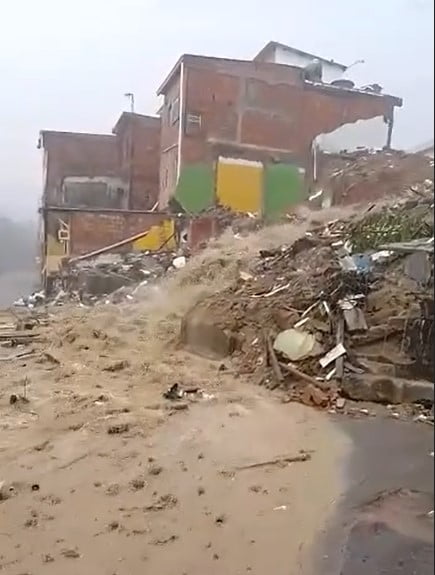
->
xmin=124 ymin=92 xmax=135 ymax=113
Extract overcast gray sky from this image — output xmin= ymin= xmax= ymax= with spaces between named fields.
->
xmin=0 ymin=0 xmax=433 ymax=220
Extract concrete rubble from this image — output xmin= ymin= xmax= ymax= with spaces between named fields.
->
xmin=316 ymin=148 xmax=434 ymax=207
xmin=181 ymin=179 xmax=434 ymax=414
xmin=4 ymin=151 xmax=435 ymax=420
xmin=15 ymin=250 xmax=191 ymax=308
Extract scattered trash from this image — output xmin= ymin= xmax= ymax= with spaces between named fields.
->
xmin=302 ymin=384 xmax=329 ymax=407
xmin=215 ymin=514 xmax=227 ymax=525
xmin=339 ymin=298 xmax=368 ymax=332
xmin=319 ymin=343 xmax=347 ymax=369
xmin=163 ymin=383 xmax=214 ymax=402
xmin=144 ymin=493 xmax=178 ymax=512
xmin=42 ymin=554 xmax=55 ymax=563
xmin=107 ymin=423 xmax=130 ymax=435
xmin=61 ymin=548 xmax=81 ymax=559
xmin=163 ymin=383 xmax=185 ymax=400
xmin=152 ymin=534 xmax=179 ymax=545
xmin=15 ymin=248 xmax=190 ymax=309
xmin=273 ymin=329 xmax=323 ymax=362
xmin=148 ymin=464 xmax=163 ymax=476
xmin=9 ymin=392 xmax=29 ymax=405
xmin=130 ymin=477 xmax=146 ymax=491
xmin=172 ymin=256 xmax=186 ymax=269
xmin=226 ymin=452 xmax=311 ymax=473
xmin=239 ymin=270 xmax=254 ymax=281
xmin=251 ymin=282 xmax=291 ymax=299
xmin=103 ymin=360 xmax=129 ymax=372
xmin=335 ymin=397 xmax=346 ymax=410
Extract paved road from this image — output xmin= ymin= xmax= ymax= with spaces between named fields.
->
xmin=317 ymin=416 xmax=434 ymax=574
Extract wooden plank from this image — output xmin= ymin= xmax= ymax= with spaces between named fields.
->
xmin=69 ymin=229 xmax=150 ymax=263
xmin=335 ymin=316 xmax=345 ymax=381
xmin=0 ymin=331 xmax=40 ymax=340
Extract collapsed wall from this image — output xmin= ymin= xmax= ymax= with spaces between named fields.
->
xmin=315 ymin=149 xmax=434 ymax=207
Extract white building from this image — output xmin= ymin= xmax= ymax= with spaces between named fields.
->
xmin=254 ymin=41 xmax=395 ymax=155
xmin=253 ymin=41 xmax=347 ymax=84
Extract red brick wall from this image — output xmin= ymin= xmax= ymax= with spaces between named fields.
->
xmin=182 ymin=67 xmax=240 ymax=165
xmin=301 ymin=84 xmax=396 ymax=148
xmin=173 ymin=61 xmax=399 ymax=182
xmin=65 ymin=211 xmax=171 ymax=255
xmin=46 ymin=210 xmax=169 ymax=255
xmin=43 ymin=116 xmax=161 ymax=211
xmin=116 ymin=115 xmax=161 ymax=210
xmin=188 ymin=216 xmax=219 ymax=251
xmin=42 ymin=132 xmax=118 ymax=204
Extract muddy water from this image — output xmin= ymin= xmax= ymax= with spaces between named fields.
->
xmin=0 ymin=386 xmax=351 ymax=575
xmin=138 ymin=389 xmax=351 ymax=575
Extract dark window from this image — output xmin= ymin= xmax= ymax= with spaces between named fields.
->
xmin=170 ymin=97 xmax=180 ymax=125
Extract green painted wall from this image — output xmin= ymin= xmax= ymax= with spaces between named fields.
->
xmin=264 ymin=164 xmax=305 ymax=218
xmin=175 ymin=164 xmax=214 ymax=213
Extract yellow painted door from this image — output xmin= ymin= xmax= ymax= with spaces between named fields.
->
xmin=216 ymin=157 xmax=263 ymax=213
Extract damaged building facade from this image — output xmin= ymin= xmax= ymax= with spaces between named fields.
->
xmin=39 ymin=40 xmax=403 ymax=286
xmin=157 ymin=44 xmax=401 ymax=215
xmin=39 ymin=114 xmax=177 ymax=286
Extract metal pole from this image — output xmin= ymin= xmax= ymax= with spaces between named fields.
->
xmin=124 ymin=92 xmax=135 ymax=113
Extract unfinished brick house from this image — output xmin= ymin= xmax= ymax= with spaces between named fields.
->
xmin=157 ymin=51 xmax=402 ymax=216
xmin=39 ymin=113 xmax=175 ymax=284
xmin=112 ymin=112 xmax=161 ymax=210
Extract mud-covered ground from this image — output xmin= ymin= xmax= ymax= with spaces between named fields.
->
xmin=1 ymin=347 xmax=432 ymax=575
xmin=1 ymin=219 xmax=433 ymax=574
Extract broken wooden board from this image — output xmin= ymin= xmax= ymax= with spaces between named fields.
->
xmin=0 ymin=331 xmax=41 ymax=342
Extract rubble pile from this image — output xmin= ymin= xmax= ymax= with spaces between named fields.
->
xmin=199 ymin=205 xmax=262 ymax=235
xmin=318 ymin=149 xmax=434 ymax=206
xmin=15 ymin=250 xmax=189 ymax=309
xmin=184 ymin=190 xmax=434 ymax=410
xmin=63 ymin=251 xmax=182 ymax=305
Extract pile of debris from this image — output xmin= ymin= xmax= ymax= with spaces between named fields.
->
xmin=199 ymin=205 xmax=262 ymax=235
xmin=316 ymin=149 xmax=434 ymax=207
xmin=0 ymin=309 xmax=47 ymax=363
xmin=182 ymin=185 xmax=434 ymax=411
xmin=14 ymin=250 xmax=189 ymax=309
xmin=61 ymin=250 xmax=186 ymax=305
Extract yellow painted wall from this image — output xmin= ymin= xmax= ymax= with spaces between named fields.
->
xmin=45 ymin=233 xmax=68 ymax=273
xmin=133 ymin=219 xmax=176 ymax=251
xmin=216 ymin=157 xmax=263 ymax=213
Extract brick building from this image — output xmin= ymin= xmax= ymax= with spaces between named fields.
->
xmin=37 ymin=42 xmax=404 ymax=286
xmin=157 ymin=53 xmax=401 ymax=216
xmin=39 ymin=113 xmax=175 ymax=284
xmin=40 ymin=131 xmax=120 ymax=207
xmin=112 ymin=112 xmax=161 ymax=210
